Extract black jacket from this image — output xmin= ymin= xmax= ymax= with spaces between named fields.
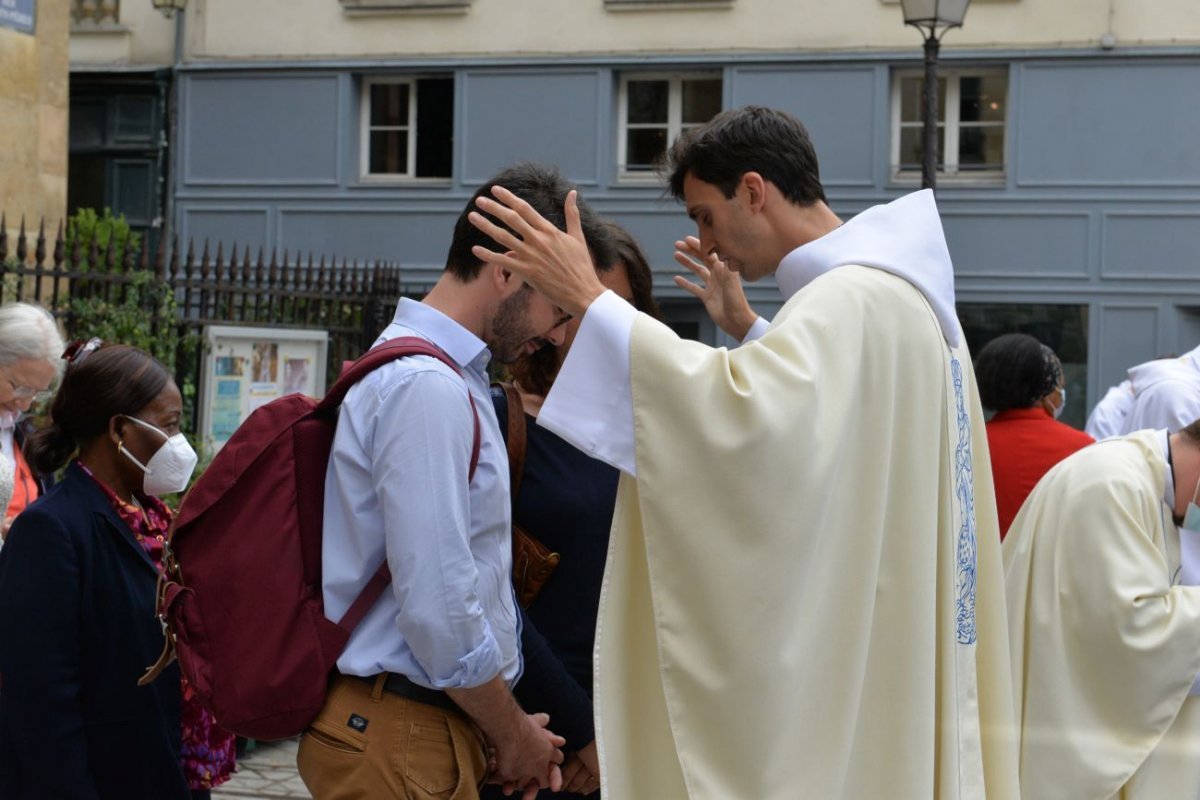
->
xmin=0 ymin=462 xmax=188 ymax=800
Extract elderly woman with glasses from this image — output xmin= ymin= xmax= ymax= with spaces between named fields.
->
xmin=0 ymin=302 xmax=64 ymax=538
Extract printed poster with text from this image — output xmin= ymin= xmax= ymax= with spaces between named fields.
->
xmin=202 ymin=328 xmax=324 ymax=455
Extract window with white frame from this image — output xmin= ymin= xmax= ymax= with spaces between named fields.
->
xmin=360 ymin=76 xmax=454 ymax=180
xmin=618 ymin=73 xmax=722 ymax=178
xmin=891 ymin=68 xmax=1007 ymax=179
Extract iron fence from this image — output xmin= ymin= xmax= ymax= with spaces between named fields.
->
xmin=0 ymin=214 xmax=404 ymax=435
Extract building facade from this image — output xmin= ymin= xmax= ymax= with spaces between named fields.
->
xmin=70 ymin=0 xmax=1200 ymax=425
xmin=2 ymin=0 xmax=69 ymax=233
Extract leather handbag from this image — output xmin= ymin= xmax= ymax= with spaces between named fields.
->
xmin=497 ymin=382 xmax=561 ymax=608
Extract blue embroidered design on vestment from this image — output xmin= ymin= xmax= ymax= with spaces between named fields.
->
xmin=951 ymin=357 xmax=978 ymax=645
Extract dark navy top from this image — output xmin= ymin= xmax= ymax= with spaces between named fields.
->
xmin=485 ymin=387 xmax=617 ymax=799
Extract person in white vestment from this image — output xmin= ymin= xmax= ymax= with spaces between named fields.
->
xmin=1003 ymin=419 xmax=1200 ymax=800
xmin=1120 ymin=346 xmax=1200 ymax=435
xmin=1085 ymin=378 xmax=1135 ymax=439
xmin=465 ymin=106 xmax=1019 ymax=800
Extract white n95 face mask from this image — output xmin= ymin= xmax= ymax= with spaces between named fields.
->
xmin=1053 ymin=388 xmax=1067 ymax=420
xmin=119 ymin=415 xmax=199 ymax=496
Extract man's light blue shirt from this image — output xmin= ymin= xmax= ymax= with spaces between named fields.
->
xmin=323 ymin=298 xmax=522 ymax=690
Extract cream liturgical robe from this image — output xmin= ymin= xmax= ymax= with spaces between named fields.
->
xmin=1004 ymin=430 xmax=1200 ymax=800
xmin=555 ymin=192 xmax=1019 ymax=799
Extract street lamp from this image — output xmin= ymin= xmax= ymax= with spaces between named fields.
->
xmin=900 ymin=0 xmax=971 ymax=190
xmin=151 ymin=0 xmax=187 ymax=18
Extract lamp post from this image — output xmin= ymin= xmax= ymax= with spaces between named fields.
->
xmin=900 ymin=0 xmax=971 ymax=190
xmin=150 ymin=0 xmax=188 ymax=260
xmin=150 ymin=0 xmax=187 ymax=17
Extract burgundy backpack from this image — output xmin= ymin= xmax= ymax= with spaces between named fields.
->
xmin=140 ymin=337 xmax=480 ymax=740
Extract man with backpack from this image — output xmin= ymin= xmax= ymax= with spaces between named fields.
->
xmin=296 ymin=163 xmax=617 ymax=800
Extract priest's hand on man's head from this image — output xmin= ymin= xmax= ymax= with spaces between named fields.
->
xmin=469 ymin=187 xmax=606 ymax=316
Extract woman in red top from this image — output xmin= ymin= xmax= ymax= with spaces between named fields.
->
xmin=975 ymin=333 xmax=1095 ymax=539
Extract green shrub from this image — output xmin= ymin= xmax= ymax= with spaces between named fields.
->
xmin=64 ymin=208 xmax=141 ymax=270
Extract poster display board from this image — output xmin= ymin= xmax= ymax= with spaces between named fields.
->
xmin=199 ymin=326 xmax=328 ymax=456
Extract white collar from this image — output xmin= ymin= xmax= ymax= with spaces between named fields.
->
xmin=776 ymin=189 xmax=961 ymax=347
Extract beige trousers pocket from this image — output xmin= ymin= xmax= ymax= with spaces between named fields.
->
xmin=297 ymin=675 xmax=487 ymax=800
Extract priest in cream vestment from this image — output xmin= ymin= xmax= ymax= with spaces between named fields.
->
xmin=1004 ymin=425 xmax=1200 ymax=799
xmin=467 ymin=107 xmax=1019 ymax=799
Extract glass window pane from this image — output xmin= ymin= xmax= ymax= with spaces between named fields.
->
xmin=958 ymin=304 xmax=1089 ymax=427
xmin=899 ymin=76 xmax=946 ymax=123
xmin=70 ymin=100 xmax=107 ymax=147
xmin=627 ymin=80 xmax=669 ymax=124
xmin=958 ymin=125 xmax=1004 ymax=170
xmin=681 ymin=79 xmax=722 ymax=124
xmin=369 ymin=130 xmax=408 ymax=174
xmin=959 ymin=75 xmax=1007 ymax=123
xmin=626 ymin=127 xmax=668 ymax=170
xmin=415 ymin=77 xmax=454 ymax=179
xmin=370 ymin=83 xmax=409 ymax=127
xmin=112 ymin=160 xmax=154 ymax=225
xmin=114 ymin=96 xmax=156 ymax=143
xmin=898 ymin=125 xmax=944 ymax=171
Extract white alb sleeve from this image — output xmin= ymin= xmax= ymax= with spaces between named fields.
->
xmin=742 ymin=316 xmax=770 ymax=344
xmin=538 ymin=290 xmax=638 ymax=476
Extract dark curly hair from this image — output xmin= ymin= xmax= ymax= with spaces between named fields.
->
xmin=973 ymin=333 xmax=1063 ymax=413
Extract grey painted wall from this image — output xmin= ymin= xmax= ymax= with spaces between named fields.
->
xmin=173 ymin=53 xmax=1200 ymax=416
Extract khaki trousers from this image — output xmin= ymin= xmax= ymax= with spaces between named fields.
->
xmin=297 ymin=674 xmax=488 ymax=800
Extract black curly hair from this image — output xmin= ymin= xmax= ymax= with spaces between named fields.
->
xmin=974 ymin=333 xmax=1063 ymax=413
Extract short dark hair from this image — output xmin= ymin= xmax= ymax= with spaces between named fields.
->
xmin=24 ymin=344 xmax=172 ymax=474
xmin=666 ymin=106 xmax=827 ymax=206
xmin=973 ymin=333 xmax=1063 ymax=413
xmin=1181 ymin=418 xmax=1200 ymax=443
xmin=508 ymin=221 xmax=661 ymax=397
xmin=445 ymin=162 xmax=616 ymax=282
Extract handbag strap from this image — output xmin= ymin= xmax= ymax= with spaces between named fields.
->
xmin=499 ymin=381 xmax=527 ymax=502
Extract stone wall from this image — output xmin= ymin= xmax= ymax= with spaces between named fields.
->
xmin=0 ymin=0 xmax=69 ymax=239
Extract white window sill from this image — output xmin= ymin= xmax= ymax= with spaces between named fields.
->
xmin=355 ymin=175 xmax=454 ymax=186
xmin=616 ymin=171 xmax=668 ymax=186
xmin=341 ymin=0 xmax=471 ymax=15
xmin=70 ymin=21 xmax=130 ymax=33
xmin=890 ymin=170 xmax=1006 ymax=188
xmin=605 ymin=0 xmax=733 ymax=10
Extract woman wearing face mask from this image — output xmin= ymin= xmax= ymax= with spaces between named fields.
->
xmin=0 ymin=340 xmax=235 ymax=800
xmin=974 ymin=332 xmax=1095 ymax=540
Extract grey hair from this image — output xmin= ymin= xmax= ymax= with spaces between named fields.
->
xmin=0 ymin=302 xmax=66 ymax=377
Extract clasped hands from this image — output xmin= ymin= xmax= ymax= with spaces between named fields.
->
xmin=486 ymin=720 xmax=600 ymax=798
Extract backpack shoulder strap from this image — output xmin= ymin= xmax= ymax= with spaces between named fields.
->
xmin=334 ymin=337 xmax=482 ymax=632
xmin=323 ymin=336 xmax=481 ymax=478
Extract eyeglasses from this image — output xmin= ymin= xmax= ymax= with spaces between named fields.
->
xmin=0 ymin=370 xmax=52 ymax=404
xmin=62 ymin=337 xmax=103 ymax=365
